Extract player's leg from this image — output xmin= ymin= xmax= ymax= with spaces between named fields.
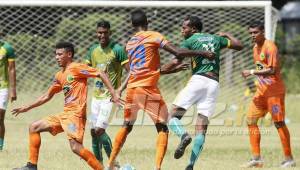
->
xmin=0 ymin=88 xmax=9 ymax=150
xmin=95 ymin=99 xmax=113 ymax=159
xmin=107 ymin=88 xmax=138 ymax=169
xmin=69 ymin=139 xmax=103 ymax=170
xmin=89 ymin=98 xmax=103 ymax=162
xmin=267 ymin=95 xmax=296 ymax=167
xmin=242 ymin=96 xmax=266 ymax=168
xmin=13 ymin=119 xmax=53 ymax=170
xmin=0 ymin=109 xmax=5 ymax=151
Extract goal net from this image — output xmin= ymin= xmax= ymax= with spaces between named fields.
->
xmin=0 ymin=1 xmax=279 ymax=117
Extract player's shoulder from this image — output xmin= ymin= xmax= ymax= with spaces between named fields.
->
xmin=109 ymin=41 xmax=124 ymax=51
xmin=88 ymin=43 xmax=100 ymax=51
xmin=264 ymin=40 xmax=277 ymax=49
xmin=1 ymin=41 xmax=14 ymax=50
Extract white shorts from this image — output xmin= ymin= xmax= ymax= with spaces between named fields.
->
xmin=0 ymin=89 xmax=8 ymax=110
xmin=88 ymin=98 xmax=113 ymax=129
xmin=173 ymin=75 xmax=219 ymax=118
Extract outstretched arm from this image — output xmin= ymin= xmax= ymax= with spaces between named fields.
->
xmin=160 ymin=58 xmax=189 ymax=74
xmin=12 ymin=92 xmax=55 ymax=116
xmin=163 ymin=43 xmax=215 ymax=60
xmin=217 ymin=32 xmax=243 ymax=51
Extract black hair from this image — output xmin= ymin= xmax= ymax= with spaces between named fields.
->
xmin=55 ymin=41 xmax=74 ymax=58
xmin=249 ymin=21 xmax=264 ymax=31
xmin=97 ymin=20 xmax=111 ymax=29
xmin=131 ymin=9 xmax=148 ymax=27
xmin=184 ymin=15 xmax=203 ymax=32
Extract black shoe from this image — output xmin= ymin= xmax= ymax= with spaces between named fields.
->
xmin=174 ymin=133 xmax=192 ymax=159
xmin=12 ymin=162 xmax=37 ymax=170
xmin=185 ymin=164 xmax=193 ymax=170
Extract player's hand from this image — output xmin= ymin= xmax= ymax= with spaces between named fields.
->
xmin=202 ymin=51 xmax=215 ymax=60
xmin=111 ymin=92 xmax=125 ymax=107
xmin=242 ymin=70 xmax=251 ymax=78
xmin=11 ymin=106 xmax=30 ymax=117
xmin=173 ymin=63 xmax=189 ymax=73
xmin=116 ymin=87 xmax=122 ymax=98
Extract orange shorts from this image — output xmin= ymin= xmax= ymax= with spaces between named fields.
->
xmin=247 ymin=93 xmax=285 ymax=122
xmin=44 ymin=111 xmax=86 ymax=143
xmin=124 ymin=87 xmax=169 ymax=124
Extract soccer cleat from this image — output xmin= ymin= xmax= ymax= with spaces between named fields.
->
xmin=241 ymin=158 xmax=264 ymax=168
xmin=280 ymin=159 xmax=296 ymax=168
xmin=174 ymin=133 xmax=192 ymax=159
xmin=12 ymin=162 xmax=37 ymax=170
xmin=185 ymin=164 xmax=193 ymax=170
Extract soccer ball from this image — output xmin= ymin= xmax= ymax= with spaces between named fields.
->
xmin=119 ymin=164 xmax=136 ymax=170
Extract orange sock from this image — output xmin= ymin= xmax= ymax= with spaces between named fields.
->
xmin=108 ymin=127 xmax=128 ymax=166
xmin=29 ymin=132 xmax=41 ymax=165
xmin=155 ymin=132 xmax=168 ymax=169
xmin=277 ymin=125 xmax=292 ymax=157
xmin=79 ymin=148 xmax=103 ymax=170
xmin=248 ymin=125 xmax=261 ymax=157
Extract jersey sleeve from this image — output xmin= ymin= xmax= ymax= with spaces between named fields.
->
xmin=266 ymin=43 xmax=279 ymax=68
xmin=219 ymin=36 xmax=230 ymax=49
xmin=72 ymin=63 xmax=101 ymax=78
xmin=112 ymin=44 xmax=129 ymax=65
xmin=47 ymin=74 xmax=62 ymax=95
xmin=153 ymin=32 xmax=169 ymax=48
xmin=1 ymin=43 xmax=16 ymax=61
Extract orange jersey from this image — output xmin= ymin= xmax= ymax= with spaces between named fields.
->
xmin=126 ymin=31 xmax=169 ymax=88
xmin=253 ymin=40 xmax=285 ymax=96
xmin=48 ymin=62 xmax=100 ymax=116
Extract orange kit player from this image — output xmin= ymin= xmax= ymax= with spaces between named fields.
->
xmin=241 ymin=21 xmax=296 ymax=168
xmin=107 ymin=10 xmax=214 ymax=170
xmin=12 ymin=42 xmax=122 ymax=170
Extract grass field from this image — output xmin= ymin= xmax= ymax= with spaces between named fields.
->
xmin=0 ymin=93 xmax=299 ymax=170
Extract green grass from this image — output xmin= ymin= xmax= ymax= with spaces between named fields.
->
xmin=0 ymin=93 xmax=299 ymax=170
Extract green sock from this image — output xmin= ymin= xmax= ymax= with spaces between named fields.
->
xmin=168 ymin=117 xmax=186 ymax=137
xmin=0 ymin=138 xmax=3 ymax=150
xmin=91 ymin=135 xmax=103 ymax=162
xmin=189 ymin=134 xmax=205 ymax=167
xmin=100 ymin=132 xmax=112 ymax=158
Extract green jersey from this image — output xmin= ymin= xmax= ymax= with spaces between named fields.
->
xmin=85 ymin=41 xmax=128 ymax=99
xmin=0 ymin=41 xmax=16 ymax=89
xmin=181 ymin=33 xmax=230 ymax=81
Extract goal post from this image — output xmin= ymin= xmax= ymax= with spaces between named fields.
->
xmin=0 ymin=1 xmax=278 ymax=111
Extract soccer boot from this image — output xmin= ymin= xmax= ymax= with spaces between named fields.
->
xmin=241 ymin=158 xmax=263 ymax=168
xmin=185 ymin=164 xmax=193 ymax=170
xmin=281 ymin=159 xmax=296 ymax=168
xmin=12 ymin=162 xmax=37 ymax=170
xmin=174 ymin=133 xmax=192 ymax=159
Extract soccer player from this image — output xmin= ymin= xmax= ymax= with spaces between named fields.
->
xmin=107 ymin=10 xmax=215 ymax=170
xmin=241 ymin=21 xmax=296 ymax=168
xmin=168 ymin=16 xmax=243 ymax=170
xmin=0 ymin=39 xmax=17 ymax=151
xmin=84 ymin=20 xmax=129 ymax=164
xmin=12 ymin=42 xmax=122 ymax=170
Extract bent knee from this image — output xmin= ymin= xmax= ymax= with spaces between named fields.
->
xmin=274 ymin=121 xmax=285 ymax=129
xmin=246 ymin=117 xmax=259 ymax=126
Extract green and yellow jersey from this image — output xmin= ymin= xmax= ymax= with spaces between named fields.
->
xmin=180 ymin=33 xmax=230 ymax=81
xmin=0 ymin=41 xmax=16 ymax=89
xmin=85 ymin=41 xmax=128 ymax=99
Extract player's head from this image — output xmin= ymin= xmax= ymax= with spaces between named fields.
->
xmin=96 ymin=20 xmax=111 ymax=47
xmin=131 ymin=9 xmax=148 ymax=29
xmin=55 ymin=41 xmax=74 ymax=67
xmin=182 ymin=16 xmax=203 ymax=39
xmin=248 ymin=21 xmax=265 ymax=44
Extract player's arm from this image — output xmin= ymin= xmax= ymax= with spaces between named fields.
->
xmin=97 ymin=70 xmax=124 ymax=106
xmin=8 ymin=60 xmax=17 ymax=102
xmin=160 ymin=58 xmax=189 ymax=74
xmin=242 ymin=67 xmax=275 ymax=78
xmin=217 ymin=32 xmax=243 ymax=50
xmin=163 ymin=43 xmax=215 ymax=60
xmin=11 ymin=90 xmax=56 ymax=116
